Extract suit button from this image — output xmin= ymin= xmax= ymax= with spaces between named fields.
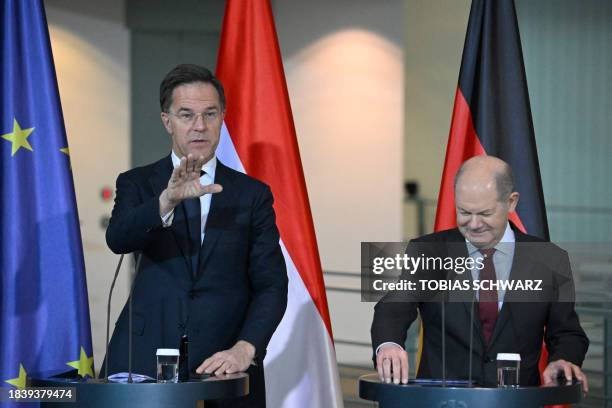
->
xmin=189 ymin=291 xmax=196 ymax=299
xmin=178 ymin=323 xmax=185 ymax=330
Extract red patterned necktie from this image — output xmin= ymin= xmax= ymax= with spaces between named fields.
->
xmin=478 ymin=248 xmax=498 ymax=345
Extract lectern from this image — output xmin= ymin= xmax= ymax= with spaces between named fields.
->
xmin=30 ymin=370 xmax=248 ymax=408
xmin=359 ymin=374 xmax=582 ymax=408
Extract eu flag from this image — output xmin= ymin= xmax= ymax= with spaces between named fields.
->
xmin=0 ymin=0 xmax=94 ymax=394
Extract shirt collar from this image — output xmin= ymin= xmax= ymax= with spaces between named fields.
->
xmin=466 ymin=222 xmax=515 ymax=256
xmin=170 ymin=151 xmax=217 ymax=180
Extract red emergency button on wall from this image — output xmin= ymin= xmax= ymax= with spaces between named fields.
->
xmin=101 ymin=186 xmax=113 ymax=201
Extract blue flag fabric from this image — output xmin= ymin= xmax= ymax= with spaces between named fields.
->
xmin=0 ymin=0 xmax=93 ymax=393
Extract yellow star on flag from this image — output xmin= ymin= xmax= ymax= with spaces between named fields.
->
xmin=1 ymin=118 xmax=34 ymax=156
xmin=5 ymin=363 xmax=27 ymax=389
xmin=67 ymin=347 xmax=94 ymax=378
xmin=60 ymin=147 xmax=69 ymax=155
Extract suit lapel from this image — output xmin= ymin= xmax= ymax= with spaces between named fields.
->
xmin=148 ymin=156 xmax=194 ymax=281
xmin=445 ymin=236 xmax=488 ymax=349
xmin=148 ymin=156 xmax=172 ymax=197
xmin=196 ymin=161 xmax=238 ymax=279
xmin=488 ymin=231 xmax=533 ymax=348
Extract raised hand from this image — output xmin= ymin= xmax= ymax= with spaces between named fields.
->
xmin=159 ymin=154 xmax=223 ymax=215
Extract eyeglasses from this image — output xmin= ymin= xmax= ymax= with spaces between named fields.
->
xmin=167 ymin=110 xmax=220 ymax=125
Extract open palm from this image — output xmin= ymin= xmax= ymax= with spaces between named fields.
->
xmin=159 ymin=154 xmax=222 ymax=215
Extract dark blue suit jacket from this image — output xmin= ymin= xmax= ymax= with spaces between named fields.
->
xmin=103 ymin=156 xmax=288 ymax=385
xmin=371 ymin=226 xmax=588 ymax=386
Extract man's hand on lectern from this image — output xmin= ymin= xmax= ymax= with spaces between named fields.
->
xmin=196 ymin=340 xmax=255 ymax=376
xmin=376 ymin=344 xmax=409 ymax=385
xmin=542 ymin=359 xmax=589 ymax=393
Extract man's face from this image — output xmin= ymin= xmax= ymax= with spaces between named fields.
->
xmin=455 ymin=182 xmax=518 ymax=249
xmin=160 ymin=81 xmax=224 ymax=162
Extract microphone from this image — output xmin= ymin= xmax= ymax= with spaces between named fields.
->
xmin=127 ymin=253 xmax=143 ymax=383
xmin=104 ymin=254 xmax=125 ymax=382
xmin=179 ymin=334 xmax=189 ymax=382
xmin=441 ymin=297 xmax=446 ymax=386
xmin=468 ymin=294 xmax=475 ymax=387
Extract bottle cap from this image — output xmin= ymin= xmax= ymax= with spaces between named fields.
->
xmin=156 ymin=348 xmax=180 ymax=356
xmin=496 ymin=353 xmax=521 ymax=361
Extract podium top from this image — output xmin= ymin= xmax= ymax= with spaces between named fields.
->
xmin=31 ymin=371 xmax=248 ymax=408
xmin=359 ymin=374 xmax=583 ymax=408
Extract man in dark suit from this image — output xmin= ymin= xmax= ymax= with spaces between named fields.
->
xmin=103 ymin=64 xmax=288 ymax=407
xmin=371 ymin=156 xmax=589 ymax=390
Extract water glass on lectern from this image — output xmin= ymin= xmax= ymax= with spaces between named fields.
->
xmin=156 ymin=348 xmax=180 ymax=383
xmin=497 ymin=353 xmax=520 ymax=387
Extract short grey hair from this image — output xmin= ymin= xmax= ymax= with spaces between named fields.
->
xmin=454 ymin=160 xmax=516 ymax=202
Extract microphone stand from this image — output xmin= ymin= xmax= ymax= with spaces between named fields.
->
xmin=104 ymin=254 xmax=125 ymax=382
xmin=127 ymin=253 xmax=143 ymax=383
xmin=468 ymin=294 xmax=475 ymax=387
xmin=441 ymin=297 xmax=446 ymax=387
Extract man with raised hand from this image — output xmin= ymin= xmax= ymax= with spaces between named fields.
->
xmin=104 ymin=64 xmax=288 ymax=407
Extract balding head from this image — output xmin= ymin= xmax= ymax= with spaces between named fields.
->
xmin=454 ymin=156 xmax=515 ymax=202
xmin=453 ymin=156 xmax=519 ymax=248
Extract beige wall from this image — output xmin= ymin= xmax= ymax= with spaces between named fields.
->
xmin=46 ymin=0 xmax=130 ymax=373
xmin=404 ymin=0 xmax=471 ymax=233
xmin=276 ymin=1 xmax=405 ymax=273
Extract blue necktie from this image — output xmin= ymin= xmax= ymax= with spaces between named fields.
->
xmin=183 ymin=169 xmax=205 ymax=278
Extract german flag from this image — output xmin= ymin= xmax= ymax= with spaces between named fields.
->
xmin=434 ymin=0 xmax=548 ymax=240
